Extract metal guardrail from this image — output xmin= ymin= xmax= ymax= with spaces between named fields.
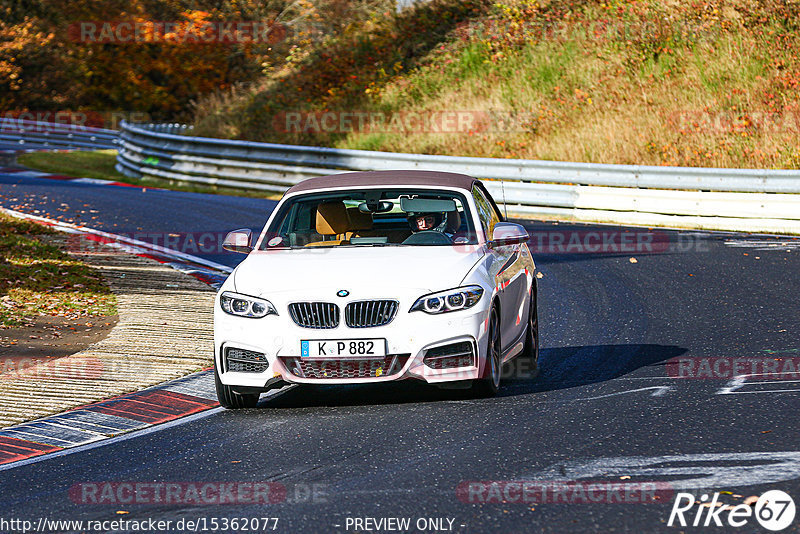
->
xmin=114 ymin=121 xmax=800 ymax=233
xmin=0 ymin=119 xmax=119 ymax=151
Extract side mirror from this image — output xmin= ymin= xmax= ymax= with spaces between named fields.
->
xmin=489 ymin=222 xmax=529 ymax=248
xmin=222 ymin=228 xmax=253 ymax=254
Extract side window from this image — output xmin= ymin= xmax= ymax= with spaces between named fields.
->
xmin=479 ymin=184 xmax=505 ymax=222
xmin=472 ymin=186 xmax=499 ymax=240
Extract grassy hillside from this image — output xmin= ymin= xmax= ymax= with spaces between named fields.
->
xmin=192 ymin=0 xmax=800 ymax=169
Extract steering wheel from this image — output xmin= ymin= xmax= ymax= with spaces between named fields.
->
xmin=401 ymin=231 xmax=453 ymax=246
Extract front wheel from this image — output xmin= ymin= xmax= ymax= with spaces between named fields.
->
xmin=215 ymin=367 xmax=260 ymax=409
xmin=471 ymin=306 xmax=501 ymax=398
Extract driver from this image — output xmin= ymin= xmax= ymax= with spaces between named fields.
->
xmin=408 ymin=212 xmax=443 ymax=233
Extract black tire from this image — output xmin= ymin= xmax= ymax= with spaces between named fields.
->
xmin=471 ymin=306 xmax=501 ymax=397
xmin=522 ymin=283 xmax=539 ymax=365
xmin=215 ymin=366 xmax=260 ymax=409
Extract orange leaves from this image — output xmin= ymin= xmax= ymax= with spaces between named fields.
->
xmin=1 ymin=2 xmax=277 ymax=117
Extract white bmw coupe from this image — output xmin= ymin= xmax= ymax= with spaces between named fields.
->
xmin=214 ymin=170 xmax=538 ymax=407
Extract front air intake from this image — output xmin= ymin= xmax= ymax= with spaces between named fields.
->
xmin=225 ymin=347 xmax=269 ymax=373
xmin=423 ymin=341 xmax=475 ymax=369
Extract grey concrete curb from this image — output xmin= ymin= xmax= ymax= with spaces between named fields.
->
xmin=0 ymin=234 xmax=215 ymax=428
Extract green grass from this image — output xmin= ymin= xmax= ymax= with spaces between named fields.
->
xmin=17 ymin=150 xmax=281 ymax=199
xmin=18 ymin=150 xmax=122 ymax=182
xmin=189 ymin=0 xmax=800 ymax=170
xmin=344 ymin=133 xmax=390 ymax=152
xmin=0 ymin=212 xmax=117 ymax=327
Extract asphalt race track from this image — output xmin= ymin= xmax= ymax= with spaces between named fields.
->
xmin=1 ymin=170 xmax=799 ymax=533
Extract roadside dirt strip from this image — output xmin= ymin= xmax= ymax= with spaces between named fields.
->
xmin=0 ymin=234 xmax=216 ymax=429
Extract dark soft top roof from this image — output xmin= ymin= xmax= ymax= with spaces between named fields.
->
xmin=285 ymin=170 xmax=478 ymax=195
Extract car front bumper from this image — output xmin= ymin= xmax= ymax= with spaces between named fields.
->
xmin=214 ymin=299 xmax=491 ymax=389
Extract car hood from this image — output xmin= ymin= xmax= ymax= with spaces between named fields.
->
xmin=233 ymin=246 xmax=483 ymax=299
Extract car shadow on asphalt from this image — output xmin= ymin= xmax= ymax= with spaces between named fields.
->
xmin=505 ymin=343 xmax=688 ymax=394
xmin=258 ymin=343 xmax=687 ymax=409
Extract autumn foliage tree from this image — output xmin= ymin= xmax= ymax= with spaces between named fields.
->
xmin=0 ymin=0 xmax=299 ymax=121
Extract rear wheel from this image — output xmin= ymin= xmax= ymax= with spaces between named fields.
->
xmin=522 ymin=284 xmax=539 ymax=365
xmin=215 ymin=366 xmax=260 ymax=409
xmin=471 ymin=306 xmax=501 ymax=397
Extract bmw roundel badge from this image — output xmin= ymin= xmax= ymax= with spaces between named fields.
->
xmin=337 ymin=290 xmax=350 ymax=297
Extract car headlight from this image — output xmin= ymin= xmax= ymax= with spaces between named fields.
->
xmin=410 ymin=285 xmax=484 ymax=314
xmin=219 ymin=291 xmax=277 ymax=318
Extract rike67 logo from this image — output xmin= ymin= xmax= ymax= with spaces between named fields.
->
xmin=668 ymin=490 xmax=796 ymax=531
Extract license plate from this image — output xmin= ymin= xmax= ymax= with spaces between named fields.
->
xmin=301 ymin=339 xmax=386 ymax=358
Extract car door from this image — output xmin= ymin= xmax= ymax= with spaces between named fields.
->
xmin=472 ymin=184 xmax=527 ymax=355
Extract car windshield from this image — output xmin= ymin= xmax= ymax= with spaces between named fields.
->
xmin=259 ymin=188 xmax=477 ymax=249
